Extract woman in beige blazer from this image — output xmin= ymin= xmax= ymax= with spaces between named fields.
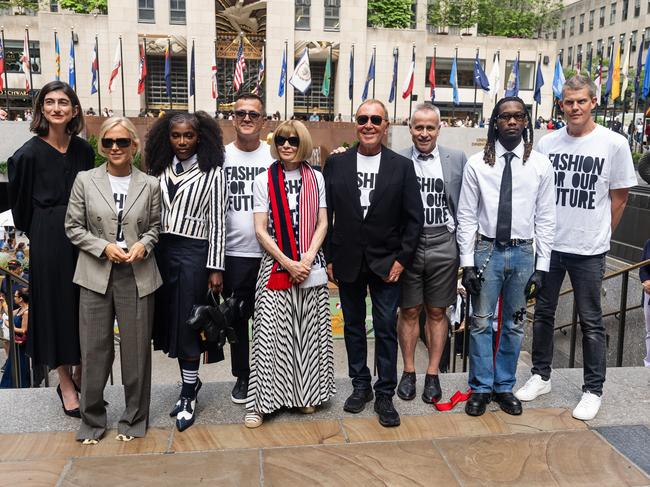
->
xmin=65 ymin=117 xmax=162 ymax=444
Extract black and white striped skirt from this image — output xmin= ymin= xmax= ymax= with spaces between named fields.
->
xmin=246 ymin=252 xmax=336 ymax=414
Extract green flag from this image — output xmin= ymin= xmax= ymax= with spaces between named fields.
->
xmin=322 ymin=51 xmax=331 ymax=97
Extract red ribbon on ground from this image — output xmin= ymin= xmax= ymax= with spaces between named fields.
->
xmin=432 ymin=389 xmax=472 ymax=411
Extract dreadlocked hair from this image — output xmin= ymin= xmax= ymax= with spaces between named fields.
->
xmin=482 ymin=96 xmax=534 ymax=167
xmin=145 ymin=110 xmax=225 ymax=177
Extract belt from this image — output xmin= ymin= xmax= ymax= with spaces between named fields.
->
xmin=478 ymin=234 xmax=533 ymax=246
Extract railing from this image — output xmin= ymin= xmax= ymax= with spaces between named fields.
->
xmin=0 ymin=266 xmax=30 ymax=388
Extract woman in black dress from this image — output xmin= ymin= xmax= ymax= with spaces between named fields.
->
xmin=146 ymin=111 xmax=226 ymax=432
xmin=8 ymin=81 xmax=94 ymax=416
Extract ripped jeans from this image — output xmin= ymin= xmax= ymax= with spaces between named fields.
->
xmin=468 ymin=240 xmax=534 ymax=393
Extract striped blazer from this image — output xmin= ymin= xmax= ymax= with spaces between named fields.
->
xmin=159 ymin=162 xmax=226 ymax=270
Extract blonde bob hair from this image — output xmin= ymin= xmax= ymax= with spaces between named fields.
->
xmin=97 ymin=116 xmax=141 ymax=159
xmin=269 ymin=120 xmax=313 ymax=162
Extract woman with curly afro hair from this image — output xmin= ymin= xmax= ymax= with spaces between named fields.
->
xmin=145 ymin=111 xmax=226 ymax=432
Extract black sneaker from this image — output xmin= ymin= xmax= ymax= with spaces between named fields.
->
xmin=170 ymin=379 xmax=202 ymax=417
xmin=374 ymin=395 xmax=400 ymax=427
xmin=421 ymin=374 xmax=442 ymax=404
xmin=175 ymin=397 xmax=196 ymax=432
xmin=231 ymin=377 xmax=249 ymax=404
xmin=396 ymin=371 xmax=416 ymax=401
xmin=343 ymin=388 xmax=374 ymax=413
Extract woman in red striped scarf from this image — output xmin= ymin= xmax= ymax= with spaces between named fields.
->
xmin=245 ymin=120 xmax=335 ymax=428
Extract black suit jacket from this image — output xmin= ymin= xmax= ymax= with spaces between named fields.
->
xmin=324 ymin=145 xmax=423 ymax=283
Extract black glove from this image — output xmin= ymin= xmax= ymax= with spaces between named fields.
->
xmin=462 ymin=267 xmax=482 ymax=296
xmin=525 ymin=270 xmax=546 ymax=300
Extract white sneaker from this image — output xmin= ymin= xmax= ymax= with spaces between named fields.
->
xmin=514 ymin=374 xmax=551 ymax=401
xmin=572 ymin=391 xmax=602 ymax=421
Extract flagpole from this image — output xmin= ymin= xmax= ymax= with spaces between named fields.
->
xmin=70 ymin=27 xmax=76 ymax=92
xmin=452 ymin=46 xmax=457 ymax=122
xmin=494 ymin=49 xmax=500 ymax=106
xmin=117 ymin=35 xmax=125 ymax=115
xmin=284 ymin=39 xmax=288 ymax=120
xmin=143 ymin=36 xmax=148 ymax=114
xmin=1 ymin=27 xmax=10 ymax=113
xmin=192 ymin=38 xmax=196 ymax=113
xmin=408 ymin=43 xmax=415 ymax=120
xmin=167 ymin=37 xmax=173 ymax=111
xmin=372 ymin=45 xmax=376 ymax=99
xmin=534 ymin=52 xmax=541 ymax=122
xmin=263 ymin=38 xmax=267 ymax=101
xmin=473 ymin=47 xmax=478 ymax=124
xmin=350 ymin=43 xmax=354 ymax=122
xmin=25 ymin=27 xmax=34 ymax=103
xmin=95 ymin=34 xmax=102 ymax=114
xmin=393 ymin=47 xmax=399 ymax=123
xmin=214 ymin=38 xmax=219 ymax=115
xmin=53 ymin=29 xmax=59 ymax=80
xmin=328 ymin=44 xmax=333 ymax=121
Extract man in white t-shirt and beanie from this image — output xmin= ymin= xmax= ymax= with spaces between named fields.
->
xmin=515 ymin=75 xmax=637 ymax=421
xmin=396 ymin=103 xmax=467 ymax=404
xmin=223 ymin=93 xmax=274 ymax=403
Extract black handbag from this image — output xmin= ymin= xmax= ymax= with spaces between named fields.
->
xmin=186 ymin=291 xmax=243 ymax=348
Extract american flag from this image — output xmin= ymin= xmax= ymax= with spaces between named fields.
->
xmin=233 ymin=39 xmax=246 ymax=92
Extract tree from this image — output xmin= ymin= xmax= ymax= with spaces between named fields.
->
xmin=367 ymin=0 xmax=413 ymax=29
xmin=0 ymin=0 xmax=39 ymax=13
xmin=428 ymin=0 xmax=479 ymax=30
xmin=476 ymin=0 xmax=563 ymax=38
xmin=57 ymin=0 xmax=107 ymax=14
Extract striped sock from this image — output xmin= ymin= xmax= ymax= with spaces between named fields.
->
xmin=179 ymin=358 xmax=199 ymax=398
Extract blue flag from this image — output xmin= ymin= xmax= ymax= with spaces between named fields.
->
xmin=450 ymin=55 xmax=459 ymax=106
xmin=643 ymin=46 xmax=650 ymax=99
xmin=552 ymin=57 xmax=566 ymax=99
xmin=388 ymin=48 xmax=398 ymax=103
xmin=504 ymin=58 xmax=519 ymax=97
xmin=68 ymin=38 xmax=76 ymax=90
xmin=278 ymin=45 xmax=286 ymax=97
xmin=189 ymin=42 xmax=195 ymax=97
xmin=348 ymin=49 xmax=354 ymax=101
xmin=164 ymin=44 xmax=171 ymax=98
xmin=361 ymin=51 xmax=375 ymax=101
xmin=604 ymin=48 xmax=614 ymax=101
xmin=533 ymin=61 xmax=544 ymax=104
xmin=473 ymin=54 xmax=490 ymax=91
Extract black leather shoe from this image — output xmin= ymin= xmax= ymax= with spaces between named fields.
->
xmin=374 ymin=395 xmax=401 ymax=427
xmin=343 ymin=388 xmax=374 ymax=413
xmin=493 ymin=392 xmax=522 ymax=416
xmin=396 ymin=372 xmax=416 ymax=401
xmin=465 ymin=392 xmax=492 ymax=416
xmin=170 ymin=379 xmax=202 ymax=417
xmin=231 ymin=376 xmax=249 ymax=405
xmin=422 ymin=374 xmax=442 ymax=404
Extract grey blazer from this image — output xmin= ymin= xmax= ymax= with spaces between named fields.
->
xmin=65 ymin=163 xmax=163 ymax=297
xmin=398 ymin=144 xmax=467 ymax=224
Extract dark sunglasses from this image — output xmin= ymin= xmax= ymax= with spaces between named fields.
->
xmin=356 ymin=114 xmax=385 ymax=126
xmin=234 ymin=110 xmax=262 ymax=121
xmin=274 ymin=135 xmax=300 ymax=147
xmin=496 ymin=112 xmax=527 ymax=122
xmin=101 ymin=138 xmax=132 ymax=149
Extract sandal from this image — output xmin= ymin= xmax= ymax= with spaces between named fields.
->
xmin=244 ymin=411 xmax=263 ymax=429
xmin=81 ymin=438 xmax=99 ymax=445
xmin=115 ymin=433 xmax=135 ymax=442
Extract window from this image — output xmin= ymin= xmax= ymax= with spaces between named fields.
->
xmin=1 ymin=40 xmax=41 ymax=73
xmin=561 ymin=19 xmax=566 ymax=38
xmin=568 ymin=46 xmax=573 ymax=67
xmin=295 ymin=0 xmax=310 ymax=30
xmin=146 ymin=54 xmax=188 ymax=107
xmin=501 ymin=60 xmax=535 ymax=90
xmin=138 ymin=0 xmax=155 ymax=23
xmin=425 ymin=57 xmax=484 ymax=88
xmin=645 ymin=28 xmax=650 ymax=49
xmin=634 ymin=0 xmax=640 ymax=16
xmin=553 ymin=29 xmax=557 ymax=40
xmin=597 ymin=39 xmax=603 ymax=57
xmin=622 ymin=0 xmax=628 ymax=19
xmin=607 ymin=36 xmax=614 ymax=58
xmin=609 ymin=3 xmax=616 ymax=24
xmin=569 ymin=17 xmax=575 ymax=36
xmin=169 ymin=0 xmax=185 ymax=24
xmin=589 ymin=10 xmax=594 ymax=30
xmin=586 ymin=41 xmax=592 ymax=60
xmin=410 ymin=0 xmax=417 ymax=29
xmin=50 ymin=0 xmax=58 ymax=12
xmin=324 ymin=0 xmax=340 ymax=31
xmin=559 ymin=50 xmax=564 ymax=66
xmin=631 ymin=30 xmax=637 ymax=51
xmin=599 ymin=6 xmax=605 ymax=27
xmin=579 ymin=13 xmax=584 ymax=33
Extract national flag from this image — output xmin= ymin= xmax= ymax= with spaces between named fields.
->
xmin=634 ymin=40 xmax=644 ymax=98
xmin=20 ymin=31 xmax=31 ymax=90
xmin=643 ymin=46 xmax=650 ymax=99
xmin=533 ymin=61 xmax=544 ymax=104
xmin=487 ymin=52 xmax=500 ymax=99
xmin=233 ymin=38 xmax=246 ymax=93
xmin=108 ymin=42 xmax=121 ymax=93
xmin=361 ymin=51 xmax=375 ymax=101
xmin=0 ymin=38 xmax=5 ymax=91
xmin=611 ymin=43 xmax=621 ymax=101
xmin=321 ymin=49 xmax=331 ymax=97
xmin=604 ymin=47 xmax=614 ymax=101
xmin=278 ymin=44 xmax=287 ymax=97
xmin=189 ymin=42 xmax=195 ymax=97
xmin=428 ymin=54 xmax=436 ymax=102
xmin=54 ymin=34 xmax=60 ymax=81
xmin=504 ymin=58 xmax=519 ymax=97
xmin=91 ymin=42 xmax=99 ymax=95
xmin=450 ymin=55 xmax=459 ymax=106
xmin=552 ymin=57 xmax=566 ymax=99
xmin=594 ymin=61 xmax=603 ymax=105
xmin=401 ymin=49 xmax=415 ymax=100
xmin=388 ymin=48 xmax=398 ymax=103
xmin=621 ymin=38 xmax=631 ymax=98
xmin=473 ymin=54 xmax=490 ymax=92
xmin=137 ymin=42 xmax=147 ymax=95
xmin=164 ymin=43 xmax=171 ymax=98
xmin=211 ymin=63 xmax=218 ymax=99
xmin=348 ymin=48 xmax=354 ymax=100
xmin=289 ymin=48 xmax=311 ymax=94
xmin=68 ymin=36 xmax=75 ymax=90
xmin=252 ymin=46 xmax=265 ymax=95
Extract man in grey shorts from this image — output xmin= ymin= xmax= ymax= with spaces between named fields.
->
xmin=396 ymin=103 xmax=467 ymax=403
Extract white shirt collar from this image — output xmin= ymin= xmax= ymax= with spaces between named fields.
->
xmin=495 ymin=140 xmax=524 ymax=160
xmin=172 ymin=153 xmax=198 ymax=173
xmin=412 ymin=145 xmax=440 ymax=160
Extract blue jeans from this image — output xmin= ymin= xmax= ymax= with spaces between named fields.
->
xmin=339 ymin=267 xmax=401 ymax=397
xmin=532 ymin=251 xmax=606 ymax=395
xmin=468 ymin=241 xmax=534 ymax=393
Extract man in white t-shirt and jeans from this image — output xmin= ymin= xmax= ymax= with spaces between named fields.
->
xmin=223 ymin=93 xmax=274 ymax=404
xmin=515 ymin=75 xmax=637 ymax=420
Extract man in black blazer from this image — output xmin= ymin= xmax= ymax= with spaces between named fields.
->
xmin=324 ymin=99 xmax=423 ymax=427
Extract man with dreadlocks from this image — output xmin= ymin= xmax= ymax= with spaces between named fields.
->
xmin=456 ymin=96 xmax=556 ymax=417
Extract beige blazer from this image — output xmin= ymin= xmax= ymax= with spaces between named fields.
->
xmin=65 ymin=163 xmax=163 ymax=297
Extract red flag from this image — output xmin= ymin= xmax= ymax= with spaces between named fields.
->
xmin=0 ymin=38 xmax=5 ymax=91
xmin=401 ymin=58 xmax=414 ymax=99
xmin=137 ymin=43 xmax=147 ymax=95
xmin=211 ymin=64 xmax=218 ymax=99
xmin=428 ymin=56 xmax=436 ymax=101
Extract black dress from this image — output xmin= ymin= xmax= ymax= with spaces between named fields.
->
xmin=8 ymin=136 xmax=94 ymax=368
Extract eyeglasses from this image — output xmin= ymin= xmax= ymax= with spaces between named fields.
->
xmin=234 ymin=110 xmax=262 ymax=121
xmin=356 ymin=115 xmax=386 ymax=126
xmin=274 ymin=135 xmax=300 ymax=147
xmin=496 ymin=112 xmax=527 ymax=122
xmin=101 ymin=138 xmax=132 ymax=149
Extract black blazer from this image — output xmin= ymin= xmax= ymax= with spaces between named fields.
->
xmin=324 ymin=145 xmax=423 ymax=283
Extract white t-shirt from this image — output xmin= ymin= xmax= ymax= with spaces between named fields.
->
xmin=411 ymin=147 xmax=454 ymax=232
xmin=108 ymin=174 xmax=131 ymax=249
xmin=357 ymin=152 xmax=381 ymax=218
xmin=223 ymin=142 xmax=273 ymax=257
xmin=536 ymin=125 xmax=638 ymax=255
